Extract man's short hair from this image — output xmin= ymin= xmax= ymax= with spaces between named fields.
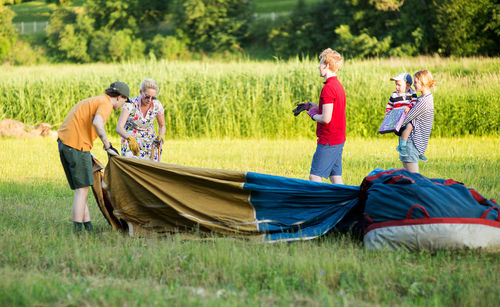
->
xmin=319 ymin=48 xmax=343 ymax=73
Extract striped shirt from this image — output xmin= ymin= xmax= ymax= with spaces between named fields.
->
xmin=403 ymin=93 xmax=434 ymax=155
xmin=385 ymin=88 xmax=417 ymax=113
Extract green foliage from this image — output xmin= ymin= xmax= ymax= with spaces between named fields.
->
xmin=0 ymin=4 xmax=16 ymax=61
xmin=0 ymin=0 xmax=23 ymax=5
xmin=43 ymin=0 xmax=175 ymax=63
xmin=6 ymin=0 xmax=500 ymax=61
xmin=266 ymin=0 xmax=439 ymax=58
xmin=268 ymin=0 xmax=351 ymax=58
xmin=172 ymin=0 xmax=252 ymax=53
xmin=87 ymin=29 xmax=113 ymax=62
xmin=0 ymin=4 xmax=16 ymax=39
xmin=150 ymin=34 xmax=189 ymax=60
xmin=5 ymin=39 xmax=47 ymax=65
xmin=335 ymin=25 xmax=392 ymax=58
xmin=45 ymin=8 xmax=93 ymax=62
xmin=85 ymin=0 xmax=171 ymax=36
xmin=434 ymin=0 xmax=499 ymax=56
xmin=0 ymin=36 xmax=11 ymax=59
xmin=108 ymin=29 xmax=145 ymax=62
xmin=85 ymin=0 xmax=138 ymax=33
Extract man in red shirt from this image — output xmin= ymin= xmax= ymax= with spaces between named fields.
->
xmin=301 ymin=48 xmax=346 ymax=184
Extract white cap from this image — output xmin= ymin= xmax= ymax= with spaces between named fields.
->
xmin=390 ymin=73 xmax=412 ymax=85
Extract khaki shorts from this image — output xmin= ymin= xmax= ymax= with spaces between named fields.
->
xmin=58 ymin=139 xmax=93 ymax=190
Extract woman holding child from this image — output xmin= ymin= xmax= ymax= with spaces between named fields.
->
xmin=398 ymin=70 xmax=436 ymax=173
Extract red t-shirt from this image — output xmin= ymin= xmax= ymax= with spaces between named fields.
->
xmin=316 ymin=76 xmax=346 ymax=145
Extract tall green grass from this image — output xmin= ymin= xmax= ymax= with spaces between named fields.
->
xmin=0 ymin=136 xmax=499 ymax=305
xmin=0 ymin=57 xmax=498 ymax=138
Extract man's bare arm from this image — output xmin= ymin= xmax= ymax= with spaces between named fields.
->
xmin=93 ymin=114 xmax=111 ymax=149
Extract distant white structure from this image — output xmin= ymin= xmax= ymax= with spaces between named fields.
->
xmin=13 ymin=21 xmax=49 ymax=34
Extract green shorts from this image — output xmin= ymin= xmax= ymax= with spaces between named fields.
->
xmin=58 ymin=139 xmax=94 ymax=190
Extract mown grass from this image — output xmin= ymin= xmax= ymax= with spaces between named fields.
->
xmin=0 ymin=136 xmax=498 ymax=305
xmin=9 ymin=0 xmax=57 ymax=22
xmin=9 ymin=0 xmax=86 ymax=22
xmin=1 ymin=57 xmax=498 ymax=138
xmin=254 ymin=0 xmax=320 ymax=14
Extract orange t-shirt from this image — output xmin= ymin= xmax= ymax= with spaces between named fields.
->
xmin=58 ymin=95 xmax=113 ymax=151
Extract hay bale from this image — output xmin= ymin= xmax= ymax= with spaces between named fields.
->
xmin=0 ymin=119 xmax=57 ymax=138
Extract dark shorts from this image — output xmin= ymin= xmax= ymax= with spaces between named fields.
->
xmin=58 ymin=139 xmax=94 ymax=190
xmin=310 ymin=142 xmax=344 ymax=178
xmin=394 ymin=123 xmax=409 ymax=136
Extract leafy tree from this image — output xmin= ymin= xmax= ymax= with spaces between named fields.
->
xmin=267 ymin=0 xmax=438 ymax=58
xmin=0 ymin=0 xmax=23 ymax=5
xmin=268 ymin=0 xmax=351 ymax=58
xmin=108 ymin=29 xmax=146 ymax=62
xmin=0 ymin=4 xmax=16 ymax=61
xmin=150 ymin=34 xmax=189 ymax=60
xmin=434 ymin=0 xmax=499 ymax=56
xmin=171 ymin=0 xmax=252 ymax=53
xmin=334 ymin=25 xmax=392 ymax=58
xmin=87 ymin=29 xmax=114 ymax=62
xmin=85 ymin=0 xmax=172 ymax=36
xmin=46 ymin=8 xmax=93 ymax=62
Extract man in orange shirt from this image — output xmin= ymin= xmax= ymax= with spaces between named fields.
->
xmin=58 ymin=81 xmax=130 ymax=233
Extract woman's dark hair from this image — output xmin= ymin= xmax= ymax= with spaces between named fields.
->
xmin=105 ymin=88 xmax=121 ymax=97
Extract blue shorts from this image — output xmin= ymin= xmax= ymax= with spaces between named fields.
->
xmin=399 ymin=138 xmax=419 ymax=163
xmin=310 ymin=142 xmax=344 ymax=178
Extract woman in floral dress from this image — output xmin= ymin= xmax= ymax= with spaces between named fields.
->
xmin=116 ymin=79 xmax=166 ymax=162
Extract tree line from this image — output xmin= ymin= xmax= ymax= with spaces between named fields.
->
xmin=0 ymin=0 xmax=498 ymax=64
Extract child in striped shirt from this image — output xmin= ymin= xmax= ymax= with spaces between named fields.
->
xmin=385 ymin=73 xmax=417 ymax=157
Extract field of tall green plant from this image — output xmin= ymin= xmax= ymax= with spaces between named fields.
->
xmin=1 ymin=135 xmax=499 ymax=305
xmin=0 ymin=57 xmax=499 ymax=138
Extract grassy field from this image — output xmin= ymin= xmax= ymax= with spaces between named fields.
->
xmin=9 ymin=0 xmax=85 ymax=22
xmin=9 ymin=0 xmax=56 ymax=22
xmin=0 ymin=136 xmax=499 ymax=305
xmin=254 ymin=0 xmax=320 ymax=14
xmin=1 ymin=57 xmax=499 ymax=139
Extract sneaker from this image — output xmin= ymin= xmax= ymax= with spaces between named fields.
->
xmin=83 ymin=221 xmax=94 ymax=233
xmin=419 ymin=154 xmax=428 ymax=162
xmin=396 ymin=145 xmax=408 ymax=157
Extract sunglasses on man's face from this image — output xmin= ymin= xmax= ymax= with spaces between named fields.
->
xmin=143 ymin=94 xmax=156 ymax=101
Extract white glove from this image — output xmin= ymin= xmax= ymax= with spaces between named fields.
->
xmin=104 ymin=143 xmax=119 ymax=156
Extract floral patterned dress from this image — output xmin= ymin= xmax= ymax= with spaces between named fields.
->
xmin=120 ymin=96 xmax=164 ymax=162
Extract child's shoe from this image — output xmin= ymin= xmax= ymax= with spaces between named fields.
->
xmin=418 ymin=154 xmax=428 ymax=162
xmin=396 ymin=145 xmax=408 ymax=157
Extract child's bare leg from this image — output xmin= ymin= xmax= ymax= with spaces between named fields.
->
xmin=396 ymin=123 xmax=413 ymax=157
xmin=400 ymin=123 xmax=413 ymax=141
